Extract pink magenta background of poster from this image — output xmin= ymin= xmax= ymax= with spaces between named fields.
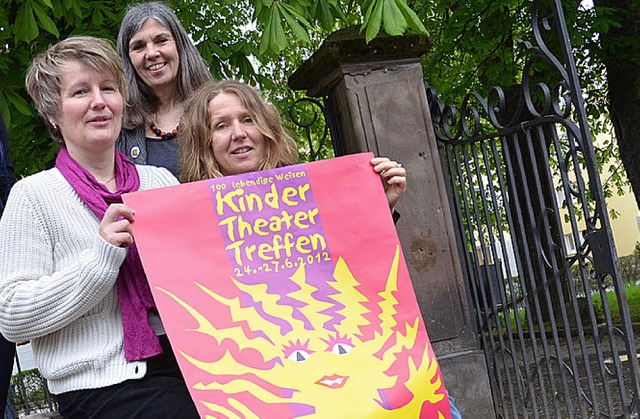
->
xmin=123 ymin=153 xmax=451 ymax=418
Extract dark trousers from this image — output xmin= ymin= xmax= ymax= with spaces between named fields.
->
xmin=0 ymin=334 xmax=15 ymax=414
xmin=56 ymin=336 xmax=198 ymax=419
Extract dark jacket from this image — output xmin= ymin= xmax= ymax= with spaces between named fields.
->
xmin=0 ymin=109 xmax=16 ymax=217
xmin=116 ymin=125 xmax=148 ymax=165
xmin=0 ymin=108 xmax=16 ymax=414
xmin=117 ymin=125 xmax=181 ymax=178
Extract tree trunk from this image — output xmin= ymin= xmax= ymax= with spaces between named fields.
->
xmin=593 ymin=0 xmax=640 ymax=209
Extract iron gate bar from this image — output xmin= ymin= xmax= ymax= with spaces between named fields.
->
xmin=548 ymin=124 xmax=597 ymax=419
xmin=497 ymin=132 xmax=546 ymax=417
xmin=426 ymin=0 xmax=640 ymax=415
xmin=481 ymin=137 xmax=546 ymax=417
xmin=535 ymin=123 xmax=573 ymax=417
xmin=489 ymin=136 xmax=533 ymax=415
xmin=288 ymin=97 xmax=332 ymax=162
xmin=543 ymin=2 xmax=640 ymax=403
xmin=507 ymin=129 xmax=559 ymax=418
xmin=491 ymin=134 xmax=556 ymax=417
xmin=534 ymin=122 xmax=591 ymax=417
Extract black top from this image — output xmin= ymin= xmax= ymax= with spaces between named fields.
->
xmin=0 ymin=108 xmax=16 ymax=217
xmin=145 ymin=136 xmax=180 ymax=178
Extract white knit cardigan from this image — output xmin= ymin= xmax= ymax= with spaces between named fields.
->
xmin=0 ymin=165 xmax=178 ymax=394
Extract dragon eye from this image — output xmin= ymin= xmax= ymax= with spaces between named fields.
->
xmin=330 ymin=343 xmax=353 ymax=355
xmin=288 ymin=349 xmax=311 ymax=363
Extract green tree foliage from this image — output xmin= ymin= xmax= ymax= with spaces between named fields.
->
xmin=417 ymin=0 xmax=632 ymax=207
xmin=619 ymin=242 xmax=640 ymax=286
xmin=591 ymin=0 xmax=640 ymax=209
xmin=0 ymin=0 xmax=425 ymax=177
xmin=2 ymin=0 xmax=636 ymax=195
xmin=416 ymin=0 xmax=613 ymax=136
xmin=2 ymin=0 xmax=128 ymax=176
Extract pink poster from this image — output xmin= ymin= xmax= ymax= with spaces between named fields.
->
xmin=123 ymin=152 xmax=451 ymax=418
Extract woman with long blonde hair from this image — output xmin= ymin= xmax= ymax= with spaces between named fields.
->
xmin=180 ymin=79 xmax=406 ymax=211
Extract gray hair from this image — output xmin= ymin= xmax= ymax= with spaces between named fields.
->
xmin=25 ymin=36 xmax=128 ymax=147
xmin=117 ymin=1 xmax=212 ymax=128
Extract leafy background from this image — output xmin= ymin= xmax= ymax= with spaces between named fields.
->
xmin=0 ymin=0 xmax=636 ymax=203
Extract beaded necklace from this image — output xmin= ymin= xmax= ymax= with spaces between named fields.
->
xmin=149 ymin=122 xmax=179 ymax=140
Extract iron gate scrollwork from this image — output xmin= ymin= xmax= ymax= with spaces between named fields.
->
xmin=288 ymin=97 xmax=334 ymax=162
xmin=426 ymin=0 xmax=640 ymax=417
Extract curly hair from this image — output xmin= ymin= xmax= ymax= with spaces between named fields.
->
xmin=180 ymin=80 xmax=299 ymax=182
xmin=25 ymin=36 xmax=128 ymax=147
xmin=117 ymin=1 xmax=212 ymax=128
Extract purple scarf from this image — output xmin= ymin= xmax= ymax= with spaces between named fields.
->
xmin=56 ymin=148 xmax=162 ymax=361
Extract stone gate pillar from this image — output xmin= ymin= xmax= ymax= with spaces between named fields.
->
xmin=289 ymin=27 xmax=495 ymax=417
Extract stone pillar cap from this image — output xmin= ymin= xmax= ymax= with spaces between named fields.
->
xmin=288 ymin=26 xmax=433 ymax=92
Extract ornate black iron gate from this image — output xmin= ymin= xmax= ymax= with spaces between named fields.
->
xmin=426 ymin=0 xmax=640 ymax=417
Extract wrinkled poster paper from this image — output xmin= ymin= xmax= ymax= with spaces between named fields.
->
xmin=124 ymin=153 xmax=451 ymax=418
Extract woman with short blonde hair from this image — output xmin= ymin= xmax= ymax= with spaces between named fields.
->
xmin=26 ymin=36 xmax=129 ymax=147
xmin=1 ymin=35 xmax=198 ymax=418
